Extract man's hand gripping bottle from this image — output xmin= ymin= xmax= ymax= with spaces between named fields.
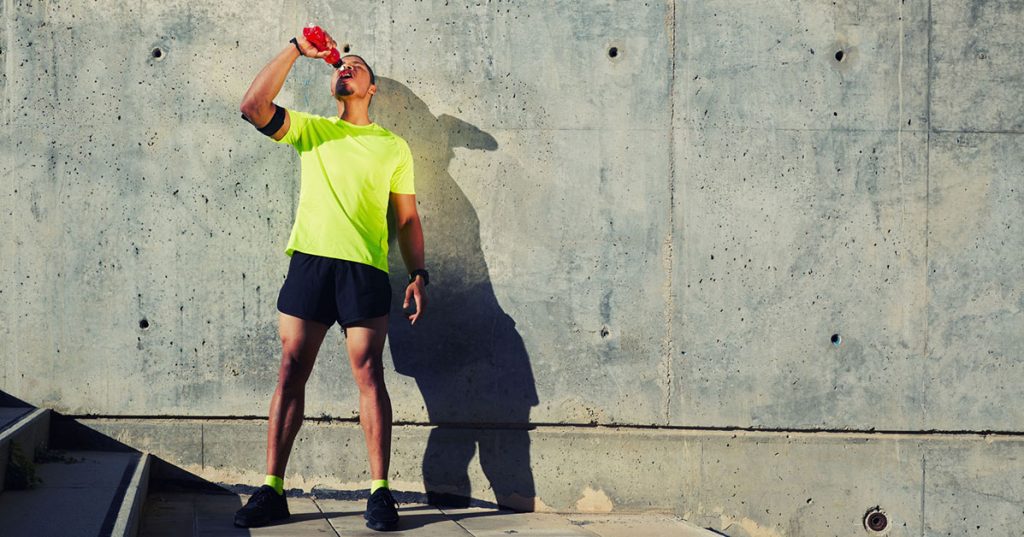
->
xmin=302 ymin=25 xmax=343 ymax=68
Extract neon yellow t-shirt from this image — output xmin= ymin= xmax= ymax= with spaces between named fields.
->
xmin=274 ymin=109 xmax=415 ymax=273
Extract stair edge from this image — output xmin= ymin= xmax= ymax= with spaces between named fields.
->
xmin=0 ymin=408 xmax=50 ymax=495
xmin=111 ymin=452 xmax=152 ymax=537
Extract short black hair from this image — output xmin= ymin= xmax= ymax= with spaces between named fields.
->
xmin=342 ymin=54 xmax=375 ymax=85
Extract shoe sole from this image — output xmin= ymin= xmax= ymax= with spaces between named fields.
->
xmin=234 ymin=513 xmax=291 ymax=528
xmin=365 ymin=519 xmax=399 ymax=531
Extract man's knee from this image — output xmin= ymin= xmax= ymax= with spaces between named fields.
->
xmin=351 ymin=355 xmax=386 ymax=393
xmin=278 ymin=340 xmax=315 ymax=391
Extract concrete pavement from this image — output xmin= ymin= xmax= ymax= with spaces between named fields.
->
xmin=139 ymin=492 xmax=720 ymax=537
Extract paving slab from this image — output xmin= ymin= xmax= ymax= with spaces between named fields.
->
xmin=200 ymin=494 xmax=334 ymax=537
xmin=140 ymin=490 xmax=719 ymax=536
xmin=139 ymin=492 xmax=336 ymax=536
xmin=565 ymin=514 xmax=717 ymax=537
xmin=0 ymin=450 xmax=137 ymax=537
xmin=315 ymin=498 xmax=471 ymax=536
xmin=137 ymin=493 xmax=196 ymax=537
xmin=440 ymin=507 xmax=603 ymax=537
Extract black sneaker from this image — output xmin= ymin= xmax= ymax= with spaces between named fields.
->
xmin=364 ymin=487 xmax=400 ymax=531
xmin=234 ymin=485 xmax=290 ymax=528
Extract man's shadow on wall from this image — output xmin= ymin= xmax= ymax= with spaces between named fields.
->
xmin=373 ymin=78 xmax=539 ymax=512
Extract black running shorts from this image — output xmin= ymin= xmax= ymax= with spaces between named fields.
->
xmin=277 ymin=251 xmax=392 ymax=327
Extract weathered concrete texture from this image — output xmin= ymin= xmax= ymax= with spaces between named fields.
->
xmin=2 ymin=0 xmax=1019 ymax=427
xmin=141 ymin=493 xmax=327 ymax=536
xmin=322 ymin=500 xmax=471 ymax=536
xmin=80 ymin=418 xmax=1024 ymax=536
xmin=671 ymin=125 xmax=930 ymax=430
xmin=2 ymin=0 xmax=672 ymax=427
xmin=2 ymin=0 xmax=1023 ymax=531
xmin=675 ymin=0 xmax=930 ymax=131
xmin=925 ymin=132 xmax=1024 ymax=430
xmin=140 ymin=493 xmax=717 ymax=536
xmin=922 ymin=437 xmax=1024 ymax=536
xmin=930 ymin=0 xmax=1024 ymax=132
xmin=672 ymin=0 xmax=933 ymax=431
xmin=670 ymin=0 xmax=1022 ymax=432
xmin=563 ymin=513 xmax=718 ymax=537
xmin=0 ymin=450 xmax=140 ymax=537
xmin=1 ymin=0 xmax=301 ymax=415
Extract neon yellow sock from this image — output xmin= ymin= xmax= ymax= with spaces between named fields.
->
xmin=371 ymin=479 xmax=389 ymax=493
xmin=265 ymin=475 xmax=284 ymax=495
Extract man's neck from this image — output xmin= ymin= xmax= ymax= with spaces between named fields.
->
xmin=337 ymin=101 xmax=372 ymax=125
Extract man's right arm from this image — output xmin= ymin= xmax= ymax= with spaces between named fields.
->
xmin=239 ymin=33 xmax=337 ymax=141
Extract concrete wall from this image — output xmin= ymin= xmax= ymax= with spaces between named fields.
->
xmin=2 ymin=1 xmax=1021 ymax=535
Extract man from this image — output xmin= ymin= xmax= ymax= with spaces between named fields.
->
xmin=233 ymin=28 xmax=428 ymax=531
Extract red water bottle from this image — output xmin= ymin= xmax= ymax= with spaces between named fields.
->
xmin=302 ymin=24 xmax=342 ymax=68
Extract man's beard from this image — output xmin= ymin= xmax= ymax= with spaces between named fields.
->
xmin=334 ymin=78 xmax=354 ymax=98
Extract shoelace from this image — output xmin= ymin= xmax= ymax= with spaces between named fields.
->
xmin=373 ymin=489 xmax=400 ymax=510
xmin=249 ymin=487 xmax=276 ymax=508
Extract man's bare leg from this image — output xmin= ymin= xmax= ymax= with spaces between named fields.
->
xmin=266 ymin=312 xmax=331 ymax=477
xmin=344 ymin=315 xmax=392 ymax=481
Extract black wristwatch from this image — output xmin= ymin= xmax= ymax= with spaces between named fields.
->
xmin=409 ymin=269 xmax=429 ymax=286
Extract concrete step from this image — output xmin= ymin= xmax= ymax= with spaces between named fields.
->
xmin=0 ymin=448 xmax=151 ymax=537
xmin=0 ymin=407 xmax=36 ymax=432
xmin=0 ymin=407 xmax=50 ymax=495
xmin=112 ymin=451 xmax=152 ymax=537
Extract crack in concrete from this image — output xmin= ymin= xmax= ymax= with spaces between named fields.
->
xmin=2 ymin=0 xmax=13 ymax=128
xmin=897 ymin=0 xmax=905 ymax=174
xmin=311 ymin=497 xmax=343 ymax=537
xmin=920 ymin=453 xmax=926 ymax=537
xmin=437 ymin=506 xmax=490 ymax=536
xmin=659 ymin=0 xmax=679 ymax=428
xmin=922 ymin=0 xmax=933 ymax=427
xmin=447 ymin=516 xmax=476 ymax=536
xmin=66 ymin=415 xmax=1024 ymax=437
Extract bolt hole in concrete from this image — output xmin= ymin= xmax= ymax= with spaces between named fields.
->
xmin=139 ymin=318 xmax=150 ymax=329
xmin=342 ymin=44 xmax=351 ymax=53
xmin=151 ymin=47 xmax=164 ymax=59
xmin=863 ymin=507 xmax=888 ymax=532
xmin=830 ymin=333 xmax=841 ymax=346
xmin=608 ymin=46 xmax=618 ymax=58
xmin=834 ymin=49 xmax=845 ymax=62
xmin=600 ymin=327 xmax=610 ymax=338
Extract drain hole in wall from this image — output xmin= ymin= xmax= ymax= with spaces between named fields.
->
xmin=831 ymin=333 xmax=841 ymax=346
xmin=608 ymin=46 xmax=619 ymax=58
xmin=834 ymin=49 xmax=845 ymax=62
xmin=140 ymin=318 xmax=150 ymax=329
xmin=152 ymin=48 xmax=163 ymax=59
xmin=864 ymin=508 xmax=888 ymax=532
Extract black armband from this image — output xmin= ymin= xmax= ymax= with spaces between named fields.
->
xmin=242 ymin=104 xmax=286 ymax=136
